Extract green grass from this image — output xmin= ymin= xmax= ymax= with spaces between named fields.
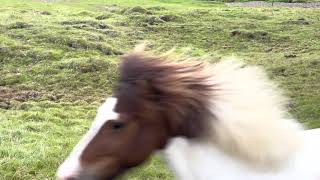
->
xmin=0 ymin=0 xmax=319 ymax=179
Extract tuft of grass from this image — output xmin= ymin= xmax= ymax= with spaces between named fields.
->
xmin=0 ymin=0 xmax=319 ymax=179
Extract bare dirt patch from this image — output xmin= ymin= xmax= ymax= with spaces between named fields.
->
xmin=0 ymin=87 xmax=42 ymax=108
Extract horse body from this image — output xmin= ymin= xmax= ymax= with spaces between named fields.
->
xmin=164 ymin=128 xmax=320 ymax=180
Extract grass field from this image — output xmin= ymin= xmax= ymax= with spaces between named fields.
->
xmin=0 ymin=0 xmax=319 ymax=179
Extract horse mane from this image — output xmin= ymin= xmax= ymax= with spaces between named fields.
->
xmin=115 ymin=46 xmax=303 ymax=170
xmin=208 ymin=60 xmax=303 ymax=170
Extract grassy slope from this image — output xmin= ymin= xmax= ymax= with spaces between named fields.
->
xmin=0 ymin=0 xmax=319 ymax=179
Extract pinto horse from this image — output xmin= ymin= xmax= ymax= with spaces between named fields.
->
xmin=57 ymin=48 xmax=320 ymax=180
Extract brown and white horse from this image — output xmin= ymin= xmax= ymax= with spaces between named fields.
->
xmin=57 ymin=47 xmax=320 ymax=180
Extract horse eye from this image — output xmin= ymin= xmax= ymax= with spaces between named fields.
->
xmin=111 ymin=121 xmax=126 ymax=130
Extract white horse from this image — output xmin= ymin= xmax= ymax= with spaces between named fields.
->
xmin=57 ymin=48 xmax=320 ymax=180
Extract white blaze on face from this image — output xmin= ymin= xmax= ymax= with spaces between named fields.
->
xmin=57 ymin=97 xmax=119 ymax=180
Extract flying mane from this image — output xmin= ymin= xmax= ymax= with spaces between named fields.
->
xmin=117 ymin=47 xmax=303 ymax=170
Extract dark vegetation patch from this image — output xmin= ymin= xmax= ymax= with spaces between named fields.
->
xmin=102 ymin=30 xmax=121 ymax=37
xmin=102 ymin=5 xmax=127 ymax=14
xmin=127 ymin=13 xmax=183 ymax=26
xmin=0 ymin=44 xmax=62 ymax=64
xmin=95 ymin=13 xmax=112 ymax=20
xmin=8 ymin=22 xmax=32 ymax=29
xmin=145 ymin=16 xmax=165 ymax=25
xmin=146 ymin=6 xmax=167 ymax=11
xmin=185 ymin=9 xmax=210 ymax=17
xmin=125 ymin=6 xmax=151 ymax=14
xmin=272 ymin=66 xmax=290 ymax=76
xmin=67 ymin=40 xmax=122 ymax=55
xmin=28 ymin=31 xmax=122 ymax=55
xmin=230 ymin=29 xmax=269 ymax=40
xmin=74 ymin=11 xmax=94 ymax=16
xmin=0 ymin=87 xmax=42 ymax=106
xmin=287 ymin=18 xmax=311 ymax=25
xmin=56 ymin=57 xmax=115 ymax=73
xmin=40 ymin=11 xmax=51 ymax=15
xmin=284 ymin=53 xmax=297 ymax=58
xmin=309 ymin=59 xmax=320 ymax=67
xmin=159 ymin=14 xmax=181 ymax=22
xmin=61 ymin=20 xmax=113 ymax=30
xmin=0 ymin=101 xmax=10 ymax=109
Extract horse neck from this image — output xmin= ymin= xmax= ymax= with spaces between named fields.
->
xmin=162 ymin=129 xmax=320 ymax=180
xmin=162 ymin=137 xmax=248 ymax=180
xmin=162 ymin=137 xmax=290 ymax=180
